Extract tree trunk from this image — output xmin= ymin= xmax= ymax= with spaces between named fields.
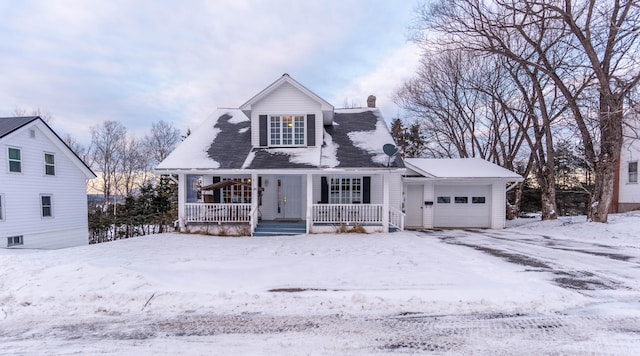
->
xmin=506 ymin=182 xmax=524 ymax=220
xmin=589 ymin=95 xmax=624 ymax=222
xmin=537 ymin=166 xmax=558 ymax=220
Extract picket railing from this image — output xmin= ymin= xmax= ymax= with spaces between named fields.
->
xmin=311 ymin=204 xmax=383 ymax=224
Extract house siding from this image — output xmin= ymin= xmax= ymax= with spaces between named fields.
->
xmin=1 ymin=122 xmax=90 ymax=249
xmin=619 ymin=136 xmax=640 ymax=210
xmin=250 ymin=82 xmax=323 ymax=147
xmin=490 ymin=182 xmax=506 ymax=229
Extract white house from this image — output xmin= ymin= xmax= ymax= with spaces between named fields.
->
xmin=616 ymin=120 xmax=640 ymax=212
xmin=156 ymin=74 xmax=406 ymax=235
xmin=403 ymin=158 xmax=524 ymax=229
xmin=0 ymin=116 xmax=96 ymax=249
xmin=156 ymin=74 xmax=523 ymax=235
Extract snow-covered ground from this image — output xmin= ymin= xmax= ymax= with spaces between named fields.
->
xmin=2 ymin=212 xmax=640 ymax=355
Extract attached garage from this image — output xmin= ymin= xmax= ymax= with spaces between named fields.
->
xmin=434 ymin=184 xmax=492 ymax=228
xmin=403 ymin=158 xmax=523 ymax=229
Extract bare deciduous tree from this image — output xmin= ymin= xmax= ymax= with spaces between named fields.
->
xmin=90 ymin=120 xmax=127 ymax=203
xmin=416 ymin=0 xmax=640 ymax=222
xmin=144 ymin=120 xmax=181 ymax=166
xmin=12 ymin=106 xmax=54 ymax=123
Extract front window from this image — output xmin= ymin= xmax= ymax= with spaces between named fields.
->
xmin=186 ymin=175 xmax=202 ymax=202
xmin=8 ymin=147 xmax=21 ymax=172
xmin=41 ymin=195 xmax=52 ymax=218
xmin=270 ymin=115 xmax=305 ymax=146
xmin=629 ymin=161 xmax=638 ymax=184
xmin=45 ymin=153 xmax=55 ymax=176
xmin=329 ymin=177 xmax=362 ymax=204
xmin=221 ymin=178 xmax=252 ymax=203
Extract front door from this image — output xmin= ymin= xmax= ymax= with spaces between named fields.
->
xmin=276 ymin=176 xmax=302 ymax=220
xmin=405 ymin=184 xmax=424 ymax=227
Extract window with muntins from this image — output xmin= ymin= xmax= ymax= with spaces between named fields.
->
xmin=329 ymin=177 xmax=362 ymax=204
xmin=221 ymin=178 xmax=252 ymax=203
xmin=45 ymin=153 xmax=55 ymax=176
xmin=41 ymin=195 xmax=52 ymax=217
xmin=269 ymin=115 xmax=305 ymax=146
xmin=629 ymin=161 xmax=638 ymax=184
xmin=8 ymin=148 xmax=21 ymax=172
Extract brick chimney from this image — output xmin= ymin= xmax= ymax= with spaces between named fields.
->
xmin=367 ymin=95 xmax=376 ymax=108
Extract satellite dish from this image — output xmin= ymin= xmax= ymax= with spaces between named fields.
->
xmin=382 ymin=144 xmax=399 ymax=167
xmin=383 ymin=144 xmax=399 ymax=156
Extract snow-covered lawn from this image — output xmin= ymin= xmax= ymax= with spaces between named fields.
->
xmin=2 ymin=212 xmax=640 ymax=354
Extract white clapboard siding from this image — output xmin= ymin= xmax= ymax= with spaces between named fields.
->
xmin=250 ymin=82 xmax=323 ymax=147
xmin=1 ymin=121 xmax=92 ymax=249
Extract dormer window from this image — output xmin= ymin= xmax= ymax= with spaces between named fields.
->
xmin=270 ymin=115 xmax=305 ymax=146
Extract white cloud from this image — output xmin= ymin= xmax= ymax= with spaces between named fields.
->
xmin=330 ymin=42 xmax=422 ymax=120
xmin=0 ymin=0 xmax=419 ymax=144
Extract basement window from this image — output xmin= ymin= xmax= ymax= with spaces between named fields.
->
xmin=7 ymin=235 xmax=23 ymax=247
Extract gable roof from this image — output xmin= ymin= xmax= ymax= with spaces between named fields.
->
xmin=404 ymin=158 xmax=522 ymax=180
xmin=155 ymin=108 xmax=404 ymax=172
xmin=240 ymin=74 xmax=335 ymax=125
xmin=0 ymin=116 xmax=39 ymax=138
xmin=0 ymin=116 xmax=96 ymax=178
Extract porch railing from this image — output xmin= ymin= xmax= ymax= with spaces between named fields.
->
xmin=185 ymin=203 xmax=251 ymax=223
xmin=311 ymin=204 xmax=383 ymax=224
xmin=389 ymin=207 xmax=405 ymax=231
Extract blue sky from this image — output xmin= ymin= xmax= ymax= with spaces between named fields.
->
xmin=0 ymin=0 xmax=421 ymax=145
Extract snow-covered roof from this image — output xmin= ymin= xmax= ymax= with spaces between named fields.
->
xmin=156 ymin=109 xmax=251 ymax=170
xmin=155 ymin=107 xmax=404 ymax=172
xmin=404 ymin=158 xmax=523 ymax=180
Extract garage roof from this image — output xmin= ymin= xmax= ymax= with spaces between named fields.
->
xmin=405 ymin=158 xmax=523 ymax=180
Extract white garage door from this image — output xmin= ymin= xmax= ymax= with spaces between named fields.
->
xmin=434 ymin=185 xmax=491 ymax=228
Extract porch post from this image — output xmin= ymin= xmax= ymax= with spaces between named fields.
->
xmin=306 ymin=173 xmax=313 ymax=234
xmin=382 ymin=172 xmax=390 ymax=232
xmin=177 ymin=173 xmax=186 ymax=231
xmin=251 ymin=172 xmax=258 ymax=233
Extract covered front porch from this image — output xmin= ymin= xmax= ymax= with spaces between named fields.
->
xmin=178 ymin=171 xmax=404 ymax=235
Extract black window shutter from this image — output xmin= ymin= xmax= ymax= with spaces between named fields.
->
xmin=363 ymin=176 xmax=371 ymax=204
xmin=307 ymin=114 xmax=315 ymax=146
xmin=259 ymin=115 xmax=268 ymax=146
xmin=320 ymin=176 xmax=328 ymax=204
xmin=212 ymin=176 xmax=221 ymax=203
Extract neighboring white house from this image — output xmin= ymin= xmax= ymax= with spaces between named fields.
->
xmin=617 ymin=119 xmax=640 ymax=212
xmin=156 ymin=74 xmax=523 ymax=235
xmin=403 ymin=158 xmax=523 ymax=229
xmin=0 ymin=116 xmax=96 ymax=249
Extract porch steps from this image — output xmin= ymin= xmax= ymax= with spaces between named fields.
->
xmin=253 ymin=221 xmax=307 ymax=237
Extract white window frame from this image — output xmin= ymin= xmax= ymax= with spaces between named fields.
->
xmin=221 ymin=178 xmax=252 ymax=204
xmin=0 ymin=194 xmax=4 ymax=221
xmin=41 ymin=194 xmax=53 ymax=218
xmin=269 ymin=115 xmax=305 ymax=146
xmin=44 ymin=152 xmax=56 ymax=176
xmin=7 ymin=235 xmax=23 ymax=247
xmin=329 ymin=177 xmax=362 ymax=204
xmin=629 ymin=161 xmax=638 ymax=184
xmin=8 ymin=147 xmax=22 ymax=173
